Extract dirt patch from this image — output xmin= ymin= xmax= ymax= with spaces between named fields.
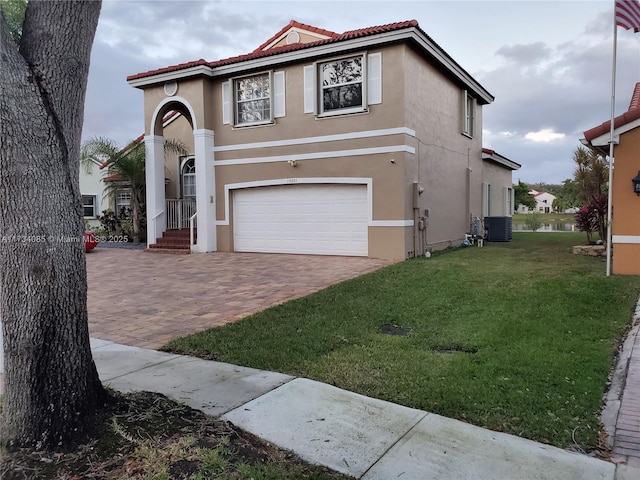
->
xmin=1 ymin=391 xmax=353 ymax=480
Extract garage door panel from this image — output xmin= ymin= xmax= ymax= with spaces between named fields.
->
xmin=233 ymin=184 xmax=368 ymax=256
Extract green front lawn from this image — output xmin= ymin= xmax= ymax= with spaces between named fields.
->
xmin=164 ymin=233 xmax=640 ymax=451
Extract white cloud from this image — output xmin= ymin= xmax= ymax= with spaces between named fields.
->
xmin=524 ymin=129 xmax=566 ymax=143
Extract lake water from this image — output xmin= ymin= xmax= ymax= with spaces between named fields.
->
xmin=512 ymin=222 xmax=576 ymax=232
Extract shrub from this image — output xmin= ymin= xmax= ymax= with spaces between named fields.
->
xmin=575 ymin=195 xmax=607 ymax=244
xmin=524 ymin=211 xmax=543 ymax=232
xmin=96 ymin=209 xmax=119 ymax=234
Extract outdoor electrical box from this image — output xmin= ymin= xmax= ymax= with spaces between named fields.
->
xmin=413 ymin=182 xmax=425 ymax=208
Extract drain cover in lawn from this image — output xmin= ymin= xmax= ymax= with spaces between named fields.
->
xmin=379 ymin=324 xmax=412 ymax=336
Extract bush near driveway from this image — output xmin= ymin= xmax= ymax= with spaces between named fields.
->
xmin=165 ymin=233 xmax=640 ymax=452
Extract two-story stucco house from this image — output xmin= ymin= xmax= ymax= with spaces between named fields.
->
xmin=582 ymin=82 xmax=640 ymax=275
xmin=127 ymin=19 xmax=503 ymax=260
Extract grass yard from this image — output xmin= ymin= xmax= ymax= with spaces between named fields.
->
xmin=165 ymin=233 xmax=640 ymax=452
xmin=512 ymin=213 xmax=576 ymax=224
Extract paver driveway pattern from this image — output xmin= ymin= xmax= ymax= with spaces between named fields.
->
xmin=86 ymin=248 xmax=394 ymax=349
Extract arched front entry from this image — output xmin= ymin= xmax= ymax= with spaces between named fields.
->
xmin=145 ymin=96 xmax=216 ymax=252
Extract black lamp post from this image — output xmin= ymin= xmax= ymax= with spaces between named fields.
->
xmin=633 ymin=171 xmax=640 ymax=196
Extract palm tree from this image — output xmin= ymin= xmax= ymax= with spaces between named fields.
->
xmin=81 ymin=137 xmax=187 ymax=243
xmin=572 ymin=146 xmax=608 ymax=204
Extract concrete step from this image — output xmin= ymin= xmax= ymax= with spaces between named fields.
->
xmin=162 ymin=229 xmax=196 ymax=238
xmin=149 ymin=243 xmax=190 ymax=250
xmin=145 ymin=247 xmax=190 ymax=255
xmin=155 ymin=237 xmax=191 ymax=246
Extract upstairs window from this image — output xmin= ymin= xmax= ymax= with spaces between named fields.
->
xmin=320 ymin=56 xmax=363 ymax=114
xmin=304 ymin=52 xmax=381 ymax=116
xmin=222 ymin=71 xmax=285 ymax=127
xmin=235 ymin=73 xmax=271 ymax=125
xmin=462 ymin=90 xmax=476 ymax=138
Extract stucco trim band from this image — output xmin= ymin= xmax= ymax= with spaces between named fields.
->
xmin=213 ymin=127 xmax=416 ymax=152
xmin=612 ymin=235 xmax=640 ymax=244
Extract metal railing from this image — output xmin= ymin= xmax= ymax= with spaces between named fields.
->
xmin=166 ymin=198 xmax=196 ymax=230
xmin=189 ymin=212 xmax=197 ymax=252
xmin=150 ymin=209 xmax=164 ymax=244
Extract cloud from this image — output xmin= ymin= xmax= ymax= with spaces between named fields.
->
xmin=524 ymin=129 xmax=566 ymax=143
xmin=82 ymin=0 xmax=638 ymax=186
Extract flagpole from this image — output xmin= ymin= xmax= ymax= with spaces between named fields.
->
xmin=606 ymin=2 xmax=617 ymax=277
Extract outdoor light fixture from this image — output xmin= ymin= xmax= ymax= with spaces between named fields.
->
xmin=633 ymin=171 xmax=640 ymax=196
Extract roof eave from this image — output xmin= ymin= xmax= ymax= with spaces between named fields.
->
xmin=482 ymin=152 xmax=521 ymax=170
xmin=127 ymin=27 xmax=493 ymax=103
xmin=128 ymin=64 xmax=214 ymax=88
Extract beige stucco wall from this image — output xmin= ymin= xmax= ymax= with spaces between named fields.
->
xmin=482 ymin=160 xmax=514 ymax=217
xmin=402 ymin=46 xmax=484 ymax=250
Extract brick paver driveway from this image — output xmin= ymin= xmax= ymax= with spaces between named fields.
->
xmin=87 ymin=248 xmax=393 ymax=349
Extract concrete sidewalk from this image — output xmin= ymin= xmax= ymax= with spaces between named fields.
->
xmin=92 ymin=338 xmax=634 ymax=480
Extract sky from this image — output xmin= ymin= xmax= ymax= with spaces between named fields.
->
xmin=83 ymin=0 xmax=640 ymax=184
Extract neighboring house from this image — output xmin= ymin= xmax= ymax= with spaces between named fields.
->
xmin=481 ymin=148 xmax=520 ymax=218
xmin=79 ymin=159 xmax=108 ymax=228
xmin=532 ymin=190 xmax=556 ymax=213
xmin=582 ymin=82 xmax=640 ymax=275
xmin=516 ymin=190 xmax=556 ymax=213
xmin=126 ymin=19 xmax=500 ymax=259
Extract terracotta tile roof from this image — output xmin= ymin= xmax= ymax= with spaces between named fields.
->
xmin=127 ymin=20 xmax=422 ymax=82
xmin=584 ymin=82 xmax=640 ymax=141
xmin=103 ymin=173 xmax=125 ymax=183
xmin=252 ymin=20 xmax=339 ymax=53
xmin=630 ymin=82 xmax=640 ymax=110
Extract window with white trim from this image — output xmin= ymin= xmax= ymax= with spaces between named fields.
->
xmin=320 ymin=55 xmax=364 ymax=114
xmin=181 ymin=158 xmax=196 ymax=199
xmin=462 ymin=90 xmax=475 ymax=137
xmin=235 ymin=73 xmax=271 ymax=125
xmin=116 ymin=190 xmax=131 ymax=215
xmin=222 ymin=71 xmax=285 ymax=127
xmin=82 ymin=195 xmax=96 ymax=218
xmin=304 ymin=52 xmax=382 ymax=116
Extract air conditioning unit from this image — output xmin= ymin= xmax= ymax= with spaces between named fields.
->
xmin=484 ymin=216 xmax=512 ymax=242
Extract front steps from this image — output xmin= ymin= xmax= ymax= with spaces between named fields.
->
xmin=147 ymin=229 xmax=194 ymax=254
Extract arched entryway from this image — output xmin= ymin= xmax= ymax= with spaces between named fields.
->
xmin=145 ymin=96 xmax=216 ymax=252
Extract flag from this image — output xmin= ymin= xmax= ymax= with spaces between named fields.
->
xmin=616 ymin=0 xmax=640 ymax=32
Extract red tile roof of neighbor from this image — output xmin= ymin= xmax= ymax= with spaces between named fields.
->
xmin=126 ymin=20 xmax=424 ymax=82
xmin=583 ymin=82 xmax=640 ymax=141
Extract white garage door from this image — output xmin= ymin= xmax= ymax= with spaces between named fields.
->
xmin=233 ymin=184 xmax=368 ymax=256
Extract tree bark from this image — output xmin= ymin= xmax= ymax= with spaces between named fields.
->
xmin=0 ymin=0 xmax=106 ymax=449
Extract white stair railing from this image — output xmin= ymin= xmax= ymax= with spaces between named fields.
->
xmin=166 ymin=199 xmax=196 ymax=230
xmin=189 ymin=212 xmax=197 ymax=252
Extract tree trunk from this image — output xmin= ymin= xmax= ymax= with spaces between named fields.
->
xmin=0 ymin=0 xmax=106 ymax=449
xmin=131 ymin=194 xmax=141 ymax=244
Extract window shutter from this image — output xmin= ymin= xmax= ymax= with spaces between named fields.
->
xmin=367 ymin=52 xmax=382 ymax=105
xmin=274 ymin=71 xmax=285 ymax=118
xmin=303 ymin=65 xmax=315 ymax=114
xmin=222 ymin=80 xmax=232 ymax=125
